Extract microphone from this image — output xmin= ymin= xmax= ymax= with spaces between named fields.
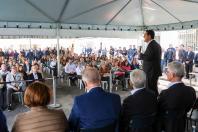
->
xmin=139 ymin=46 xmax=142 ymax=53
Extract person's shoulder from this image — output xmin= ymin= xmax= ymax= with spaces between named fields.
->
xmin=16 ymin=73 xmax=22 ymax=77
xmin=152 ymin=40 xmax=160 ymax=47
xmin=14 ymin=112 xmax=28 ymax=121
xmin=74 ymin=93 xmax=88 ymax=102
xmin=0 ymin=110 xmax=5 ymax=118
xmin=123 ymin=94 xmax=134 ymax=103
xmin=6 ymin=72 xmax=11 ymax=75
xmin=107 ymin=92 xmax=121 ymax=99
xmin=159 ymin=87 xmax=169 ymax=96
xmin=37 ymin=72 xmax=42 ymax=75
xmin=47 ymin=108 xmax=66 ymax=116
xmin=6 ymin=72 xmax=11 ymax=77
xmin=183 ymin=84 xmax=196 ymax=93
xmin=28 ymin=73 xmax=33 ymax=76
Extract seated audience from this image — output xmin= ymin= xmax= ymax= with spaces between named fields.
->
xmin=0 ymin=74 xmax=5 ymax=110
xmin=121 ymin=60 xmax=132 ymax=72
xmin=28 ymin=64 xmax=43 ymax=84
xmin=120 ymin=69 xmax=157 ymax=132
xmin=15 ymin=63 xmax=20 ymax=72
xmin=91 ymin=60 xmax=99 ymax=70
xmin=69 ymin=68 xmax=121 ymax=131
xmin=0 ymin=64 xmax=10 ymax=76
xmin=76 ymin=62 xmax=85 ymax=79
xmin=18 ymin=65 xmax=28 ymax=90
xmin=0 ymin=64 xmax=9 ymax=110
xmin=50 ymin=56 xmax=57 ymax=76
xmin=131 ymin=58 xmax=140 ymax=70
xmin=23 ymin=59 xmax=31 ymax=74
xmin=6 ymin=66 xmax=23 ymax=111
xmin=0 ymin=109 xmax=8 ymax=132
xmin=99 ymin=63 xmax=110 ymax=81
xmin=65 ymin=59 xmax=77 ymax=85
xmin=12 ymin=82 xmax=69 ymax=132
xmin=158 ymin=61 xmax=196 ymax=132
xmin=18 ymin=65 xmax=28 ymax=81
xmin=112 ymin=61 xmax=126 ymax=90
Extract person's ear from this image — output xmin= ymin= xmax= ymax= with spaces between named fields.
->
xmin=169 ymin=72 xmax=174 ymax=80
xmin=83 ymin=80 xmax=87 ymax=87
xmin=84 ymin=81 xmax=87 ymax=87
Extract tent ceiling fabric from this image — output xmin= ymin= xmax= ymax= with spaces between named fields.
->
xmin=0 ymin=0 xmax=198 ymax=27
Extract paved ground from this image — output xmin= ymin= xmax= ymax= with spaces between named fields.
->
xmin=4 ymin=75 xmax=198 ymax=131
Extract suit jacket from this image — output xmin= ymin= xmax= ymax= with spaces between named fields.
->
xmin=195 ymin=53 xmax=198 ymax=65
xmin=12 ymin=106 xmax=69 ymax=132
xmin=0 ymin=70 xmax=9 ymax=92
xmin=28 ymin=72 xmax=43 ymax=84
xmin=164 ymin=48 xmax=175 ymax=61
xmin=0 ymin=110 xmax=8 ymax=132
xmin=23 ymin=64 xmax=31 ymax=73
xmin=69 ymin=87 xmax=121 ymax=131
xmin=158 ymin=83 xmax=196 ymax=132
xmin=120 ymin=88 xmax=158 ymax=132
xmin=178 ymin=49 xmax=186 ymax=62
xmin=6 ymin=73 xmax=23 ymax=89
xmin=185 ymin=51 xmax=195 ymax=64
xmin=140 ymin=40 xmax=162 ymax=77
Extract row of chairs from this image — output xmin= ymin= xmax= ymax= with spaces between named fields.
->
xmin=65 ymin=77 xmax=130 ymax=92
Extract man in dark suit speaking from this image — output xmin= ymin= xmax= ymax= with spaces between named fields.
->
xmin=139 ymin=30 xmax=162 ymax=95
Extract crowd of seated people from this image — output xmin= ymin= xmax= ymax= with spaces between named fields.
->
xmin=0 ymin=55 xmax=43 ymax=111
xmin=61 ymin=53 xmax=141 ymax=90
xmin=0 ymin=61 xmax=196 ymax=132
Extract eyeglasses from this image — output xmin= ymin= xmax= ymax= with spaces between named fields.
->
xmin=164 ymin=68 xmax=170 ymax=75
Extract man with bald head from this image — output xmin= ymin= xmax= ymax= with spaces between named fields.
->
xmin=69 ymin=67 xmax=121 ymax=131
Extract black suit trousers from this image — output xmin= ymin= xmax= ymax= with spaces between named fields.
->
xmin=185 ymin=63 xmax=193 ymax=78
xmin=146 ymin=75 xmax=159 ymax=96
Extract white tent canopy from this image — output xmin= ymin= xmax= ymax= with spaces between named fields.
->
xmin=0 ymin=0 xmax=198 ymax=37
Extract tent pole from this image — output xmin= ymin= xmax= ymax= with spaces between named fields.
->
xmin=29 ymin=38 xmax=32 ymax=49
xmin=56 ymin=24 xmax=61 ymax=77
xmin=48 ymin=23 xmax=61 ymax=108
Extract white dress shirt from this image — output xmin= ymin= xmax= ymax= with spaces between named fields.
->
xmin=176 ymin=51 xmax=179 ymax=60
xmin=76 ymin=65 xmax=84 ymax=75
xmin=26 ymin=64 xmax=30 ymax=73
xmin=33 ymin=73 xmax=38 ymax=80
xmin=131 ymin=87 xmax=145 ymax=95
xmin=65 ymin=63 xmax=76 ymax=73
xmin=167 ymin=81 xmax=183 ymax=89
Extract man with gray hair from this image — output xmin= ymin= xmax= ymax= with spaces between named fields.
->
xmin=158 ymin=61 xmax=196 ymax=132
xmin=69 ymin=67 xmax=121 ymax=131
xmin=120 ymin=69 xmax=157 ymax=132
